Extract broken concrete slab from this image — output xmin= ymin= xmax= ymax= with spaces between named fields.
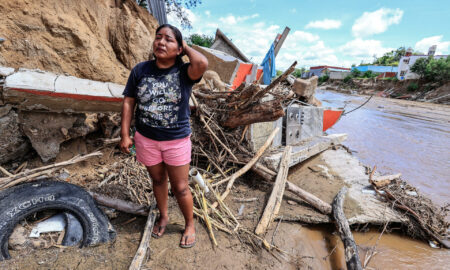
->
xmin=54 ymin=75 xmax=111 ymax=97
xmin=263 ymin=133 xmax=347 ymax=171
xmin=107 ymin=82 xmax=125 ymax=98
xmin=3 ymin=68 xmax=123 ymax=112
xmin=0 ymin=66 xmax=15 ymax=77
xmin=292 ymin=76 xmax=319 ymax=101
xmin=322 ymin=149 xmax=407 ymax=224
xmin=4 ymin=68 xmax=57 ymax=92
xmin=19 ymin=111 xmax=97 ymax=162
xmin=280 ymin=148 xmax=406 ymax=226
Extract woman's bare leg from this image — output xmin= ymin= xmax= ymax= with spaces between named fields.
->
xmin=166 ymin=163 xmax=195 ymax=246
xmin=146 ymin=162 xmax=169 ymax=237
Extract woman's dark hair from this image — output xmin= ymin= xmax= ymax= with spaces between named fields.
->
xmin=153 ymin=24 xmax=184 ymax=64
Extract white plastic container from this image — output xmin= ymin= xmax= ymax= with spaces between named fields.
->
xmin=189 ymin=168 xmax=209 ymax=193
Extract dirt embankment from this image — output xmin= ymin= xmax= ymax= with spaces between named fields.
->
xmin=322 ymin=78 xmax=450 ymax=105
xmin=0 ymin=0 xmax=159 ymax=84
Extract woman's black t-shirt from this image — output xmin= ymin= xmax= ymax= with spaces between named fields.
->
xmin=122 ymin=60 xmax=200 ymax=141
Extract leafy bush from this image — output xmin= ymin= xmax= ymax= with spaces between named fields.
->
xmin=292 ymin=68 xmax=306 ymax=78
xmin=343 ymin=75 xmax=352 ymax=83
xmin=407 ymin=82 xmax=419 ymax=92
xmin=411 ymin=56 xmax=450 ymax=83
xmin=384 ymin=76 xmax=399 ymax=82
xmin=363 ymin=70 xmax=375 ymax=78
xmin=318 ymin=75 xmax=329 ymax=84
xmin=351 ymin=69 xmax=361 ymax=78
xmin=186 ymin=34 xmax=214 ymax=48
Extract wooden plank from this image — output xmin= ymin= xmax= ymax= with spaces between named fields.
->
xmin=254 ymin=146 xmax=292 ymax=235
xmin=129 ymin=205 xmax=157 ymax=270
xmin=273 ymin=27 xmax=290 ymax=57
xmin=248 ymin=160 xmax=332 ymax=215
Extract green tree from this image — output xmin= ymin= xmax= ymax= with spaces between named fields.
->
xmin=411 ymin=56 xmax=450 ymax=83
xmin=373 ymin=47 xmax=407 ymax=66
xmin=292 ymin=67 xmax=306 ymax=78
xmin=351 ymin=68 xmax=361 ymax=78
xmin=165 ymin=0 xmax=202 ymax=29
xmin=410 ymin=57 xmax=429 ymax=79
xmin=186 ymin=34 xmax=214 ymax=47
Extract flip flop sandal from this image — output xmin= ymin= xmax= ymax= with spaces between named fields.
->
xmin=180 ymin=233 xmax=196 ymax=248
xmin=151 ymin=224 xmax=166 ymax=239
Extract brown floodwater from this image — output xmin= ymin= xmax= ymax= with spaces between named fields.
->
xmin=304 ymin=90 xmax=450 ymax=269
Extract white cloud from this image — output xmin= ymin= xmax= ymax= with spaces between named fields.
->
xmin=339 ymin=38 xmax=392 ymax=62
xmin=305 ymin=19 xmax=342 ymax=30
xmin=415 ymin=35 xmax=450 ymax=55
xmin=205 ymin=10 xmax=211 ymax=17
xmin=168 ymin=10 xmax=349 ymax=69
xmin=284 ymin=31 xmax=320 ymax=51
xmin=352 ymin=8 xmax=403 ymax=37
xmin=290 ymin=8 xmax=297 ymax=14
xmin=219 ymin=14 xmax=259 ymax=25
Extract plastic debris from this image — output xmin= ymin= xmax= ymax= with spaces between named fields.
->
xmin=29 ymin=214 xmax=66 ymax=238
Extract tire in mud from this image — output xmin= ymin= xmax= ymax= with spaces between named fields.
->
xmin=0 ymin=180 xmax=116 ymax=261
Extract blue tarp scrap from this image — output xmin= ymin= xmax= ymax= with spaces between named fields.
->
xmin=261 ymin=43 xmax=276 ymax=85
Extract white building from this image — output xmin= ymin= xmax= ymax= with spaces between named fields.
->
xmin=397 ymin=45 xmax=448 ymax=80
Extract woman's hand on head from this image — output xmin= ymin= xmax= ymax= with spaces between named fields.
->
xmin=120 ymin=136 xmax=134 ymax=154
xmin=182 ymin=40 xmax=188 ymax=54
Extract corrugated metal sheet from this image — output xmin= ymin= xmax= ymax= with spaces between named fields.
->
xmin=146 ymin=0 xmax=167 ymax=26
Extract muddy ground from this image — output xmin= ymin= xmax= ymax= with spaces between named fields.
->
xmin=0 ymin=138 xmax=367 ymax=270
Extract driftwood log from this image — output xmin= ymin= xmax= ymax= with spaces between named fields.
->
xmin=89 ymin=192 xmax=149 ymax=216
xmin=332 ymin=187 xmax=363 ymax=270
xmin=250 ymin=161 xmax=332 ymax=215
xmin=255 ymin=146 xmax=291 ymax=235
xmin=222 ymin=99 xmax=284 ymax=128
xmin=129 ymin=204 xmax=157 ymax=270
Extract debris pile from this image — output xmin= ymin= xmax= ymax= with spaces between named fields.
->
xmin=370 ymin=175 xmax=450 ymax=248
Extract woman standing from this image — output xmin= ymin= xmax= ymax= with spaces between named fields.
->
xmin=120 ymin=24 xmax=208 ymax=248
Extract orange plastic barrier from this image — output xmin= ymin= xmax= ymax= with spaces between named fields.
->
xmin=323 ymin=109 xmax=343 ymax=131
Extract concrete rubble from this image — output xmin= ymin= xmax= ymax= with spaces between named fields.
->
xmin=0 ymin=66 xmax=118 ymax=162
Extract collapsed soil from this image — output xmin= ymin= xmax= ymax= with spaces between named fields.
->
xmin=322 ymin=79 xmax=450 ymax=105
xmin=0 ymin=0 xmax=158 ymax=84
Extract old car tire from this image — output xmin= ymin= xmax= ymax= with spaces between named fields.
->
xmin=0 ymin=180 xmax=116 ymax=260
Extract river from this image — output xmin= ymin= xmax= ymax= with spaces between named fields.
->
xmin=305 ymin=89 xmax=450 ymax=269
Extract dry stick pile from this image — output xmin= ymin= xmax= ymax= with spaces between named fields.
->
xmin=97 ymin=156 xmax=153 ymax=206
xmin=182 ymin=61 xmax=297 ymax=256
xmin=370 ymin=173 xmax=449 ymax=248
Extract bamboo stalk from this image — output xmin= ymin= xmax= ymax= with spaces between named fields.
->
xmin=201 ymin=189 xmax=217 ymax=246
xmin=212 ymin=127 xmax=279 ymax=209
xmin=0 ymin=151 xmax=103 ymax=187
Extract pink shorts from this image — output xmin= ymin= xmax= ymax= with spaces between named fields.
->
xmin=134 ymin=131 xmax=191 ymax=167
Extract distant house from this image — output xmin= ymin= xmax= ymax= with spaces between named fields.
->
xmin=397 ymin=46 xmax=448 ymax=80
xmin=352 ymin=65 xmax=398 ymax=74
xmin=303 ymin=66 xmax=350 ymax=78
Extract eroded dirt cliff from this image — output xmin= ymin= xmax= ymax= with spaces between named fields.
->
xmin=0 ymin=0 xmax=159 ymax=84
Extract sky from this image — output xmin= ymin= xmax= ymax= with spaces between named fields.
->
xmin=167 ymin=0 xmax=450 ymax=70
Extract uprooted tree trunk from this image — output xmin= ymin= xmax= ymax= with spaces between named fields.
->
xmin=222 ymin=99 xmax=285 ymax=128
xmin=332 ymin=187 xmax=363 ymax=270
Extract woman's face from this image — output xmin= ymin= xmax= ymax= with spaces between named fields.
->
xmin=153 ymin=27 xmax=182 ymax=61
